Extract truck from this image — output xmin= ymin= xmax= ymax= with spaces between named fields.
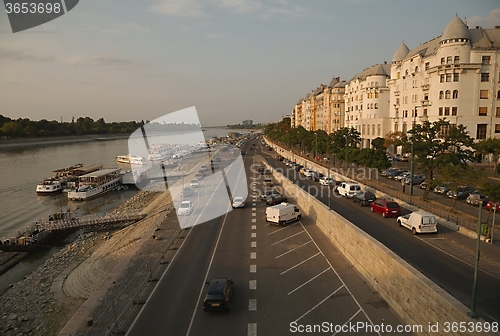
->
xmin=397 ymin=211 xmax=438 ymax=235
xmin=265 ymin=203 xmax=301 ymax=226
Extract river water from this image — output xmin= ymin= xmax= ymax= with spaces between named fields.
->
xmin=0 ymin=128 xmax=247 ymax=291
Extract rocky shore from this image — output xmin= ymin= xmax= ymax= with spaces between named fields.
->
xmin=0 ymin=187 xmax=179 ymax=336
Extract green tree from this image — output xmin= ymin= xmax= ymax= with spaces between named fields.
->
xmin=407 ymin=119 xmax=475 ymax=197
xmin=327 ymin=127 xmax=361 ymax=166
xmin=371 ymin=137 xmax=386 ymax=151
xmin=475 ymin=138 xmax=500 ymax=176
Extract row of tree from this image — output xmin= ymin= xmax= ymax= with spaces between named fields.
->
xmin=264 ymin=117 xmax=500 ymax=201
xmin=0 ymin=115 xmax=145 ymax=138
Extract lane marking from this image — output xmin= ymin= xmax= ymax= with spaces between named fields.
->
xmin=275 ymin=240 xmax=312 ymax=259
xmin=252 ymin=219 xmax=257 ymax=223
xmin=271 ymin=231 xmax=305 ymax=246
xmin=252 ymin=213 xmax=256 ymax=216
xmin=252 ymin=207 xmax=256 ymax=211
xmin=250 ymin=252 xmax=256 ymax=259
xmin=287 ymin=268 xmax=331 ymax=295
xmin=248 ymin=323 xmax=257 ymax=336
xmin=250 ymin=265 xmax=256 ymax=273
xmin=249 ymin=299 xmax=257 ymax=311
xmin=251 ymin=241 xmax=256 ymax=248
xmin=251 ymin=232 xmax=256 ymax=238
xmin=249 ymin=280 xmax=257 ymax=290
xmin=252 ymin=203 xmax=256 ymax=206
xmin=280 ymin=252 xmax=321 ymax=275
xmin=251 ymin=225 xmax=256 ymax=230
xmin=293 ymin=286 xmax=344 ymax=323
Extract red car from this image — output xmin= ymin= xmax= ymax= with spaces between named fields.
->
xmin=370 ymin=199 xmax=402 ymax=218
xmin=486 ymin=201 xmax=500 ymax=212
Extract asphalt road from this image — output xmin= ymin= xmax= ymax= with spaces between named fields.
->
xmin=260 ymin=142 xmax=500 ymax=323
xmin=126 ymin=141 xmax=413 ymax=336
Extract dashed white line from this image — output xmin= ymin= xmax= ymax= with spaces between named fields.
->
xmin=252 ymin=219 xmax=257 ymax=223
xmin=249 ymin=299 xmax=257 ymax=311
xmin=250 ymin=265 xmax=257 ymax=273
xmin=271 ymin=231 xmax=306 ymax=246
xmin=248 ymin=323 xmax=257 ymax=336
xmin=251 ymin=225 xmax=256 ymax=230
xmin=252 ymin=207 xmax=256 ymax=211
xmin=251 ymin=241 xmax=256 ymax=248
xmin=250 ymin=252 xmax=256 ymax=259
xmin=252 ymin=213 xmax=256 ymax=216
xmin=280 ymin=252 xmax=321 ymax=275
xmin=251 ymin=232 xmax=256 ymax=238
xmin=249 ymin=280 xmax=257 ymax=290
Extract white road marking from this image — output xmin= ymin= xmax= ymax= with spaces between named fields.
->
xmin=333 ymin=309 xmax=362 ymax=336
xmin=275 ymin=240 xmax=312 ymax=259
xmin=252 ymin=213 xmax=256 ymax=216
xmin=250 ymin=252 xmax=256 ymax=259
xmin=248 ymin=323 xmax=257 ymax=336
xmin=251 ymin=225 xmax=256 ymax=230
xmin=250 ymin=265 xmax=256 ymax=273
xmin=287 ymin=268 xmax=331 ymax=295
xmin=249 ymin=280 xmax=257 ymax=290
xmin=251 ymin=241 xmax=256 ymax=248
xmin=251 ymin=232 xmax=256 ymax=238
xmin=252 ymin=203 xmax=256 ymax=206
xmin=252 ymin=207 xmax=256 ymax=211
xmin=252 ymin=219 xmax=256 ymax=223
xmin=249 ymin=299 xmax=257 ymax=311
xmin=293 ymin=286 xmax=344 ymax=323
xmin=280 ymin=252 xmax=321 ymax=275
xmin=271 ymin=231 xmax=305 ymax=246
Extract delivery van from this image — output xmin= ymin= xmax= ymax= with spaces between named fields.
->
xmin=397 ymin=211 xmax=438 ymax=234
xmin=266 ymin=203 xmax=301 ymax=226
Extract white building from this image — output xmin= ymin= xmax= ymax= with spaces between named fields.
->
xmin=388 ymin=16 xmax=500 ymax=140
xmin=344 ymin=63 xmax=392 ymax=148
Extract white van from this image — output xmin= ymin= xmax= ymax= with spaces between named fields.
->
xmin=336 ymin=182 xmax=361 ymax=198
xmin=266 ymin=203 xmax=301 ymax=226
xmin=397 ymin=211 xmax=438 ymax=234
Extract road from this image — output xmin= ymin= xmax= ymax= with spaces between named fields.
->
xmin=127 ymin=140 xmax=412 ymax=336
xmin=261 ymin=141 xmax=500 ymax=323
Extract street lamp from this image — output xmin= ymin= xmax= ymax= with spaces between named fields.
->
xmin=314 ymin=133 xmax=318 ymax=162
xmin=409 ymin=106 xmax=422 ymax=205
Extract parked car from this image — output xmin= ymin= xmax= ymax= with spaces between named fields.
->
xmin=404 ymin=174 xmax=426 ymax=185
xmin=385 ymin=169 xmax=405 ymax=179
xmin=400 ymin=156 xmax=409 ymax=162
xmin=466 ymin=193 xmax=488 ymax=206
xmin=311 ymin=172 xmax=324 ymax=181
xmin=420 ymin=181 xmax=429 ymax=190
xmin=397 ymin=211 xmax=438 ymax=234
xmin=446 ymin=186 xmax=474 ymax=200
xmin=319 ymin=177 xmax=334 ymax=186
xmin=177 ymin=200 xmax=194 ymax=216
xmin=181 ymin=187 xmax=193 ymax=197
xmin=232 ymin=196 xmax=246 ymax=208
xmin=190 ymin=179 xmax=200 ymax=188
xmin=203 ymin=278 xmax=234 ymax=311
xmin=194 ymin=173 xmax=204 ymax=180
xmin=370 ymin=199 xmax=402 ymax=218
xmin=337 ymin=182 xmax=361 ymax=198
xmin=434 ymin=184 xmax=451 ymax=195
xmin=486 ymin=201 xmax=500 ymax=212
xmin=394 ymin=172 xmax=410 ymax=181
xmin=352 ymin=191 xmax=377 ymax=206
xmin=260 ymin=190 xmax=281 ymax=201
xmin=266 ymin=194 xmax=288 ymax=205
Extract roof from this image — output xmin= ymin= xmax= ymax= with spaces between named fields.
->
xmin=392 ymin=41 xmax=409 ymax=62
xmin=328 ymin=76 xmax=340 ymax=88
xmin=349 ymin=63 xmax=391 ymax=82
xmin=207 ymin=279 xmax=227 ymax=294
xmin=441 ymin=15 xmax=471 ymax=42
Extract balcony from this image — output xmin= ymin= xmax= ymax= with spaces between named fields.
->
xmin=394 ymin=90 xmax=400 ymax=96
xmin=421 ymin=100 xmax=431 ymax=107
xmin=421 ymin=84 xmax=429 ymax=91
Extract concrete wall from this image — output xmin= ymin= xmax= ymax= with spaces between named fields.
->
xmin=263 ymin=141 xmax=489 ymax=336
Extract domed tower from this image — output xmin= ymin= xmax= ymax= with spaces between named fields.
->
xmin=438 ymin=15 xmax=472 ymax=63
xmin=391 ymin=41 xmax=409 ymax=79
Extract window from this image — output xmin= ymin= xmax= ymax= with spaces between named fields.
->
xmin=454 ymin=56 xmax=460 ymax=63
xmin=439 ymin=107 xmax=443 ymax=116
xmin=378 ymin=124 xmax=381 ymax=136
xmin=453 ymin=73 xmax=459 ymax=82
xmin=444 ymin=107 xmax=450 ymax=116
xmin=481 ymin=73 xmax=490 ymax=82
xmin=362 ymin=125 xmax=365 ymax=135
xmin=496 ymin=125 xmax=500 ymax=133
xmin=415 ymin=66 xmax=419 ymax=73
xmin=482 ymin=56 xmax=491 ymax=65
xmin=445 ymin=90 xmax=451 ymax=99
xmin=452 ymin=107 xmax=457 ymax=116
xmin=480 ymin=90 xmax=489 ymax=99
xmin=497 ymin=90 xmax=500 ymax=99
xmin=446 ymin=56 xmax=452 ymax=64
xmin=375 ymin=92 xmax=379 ymax=98
xmin=372 ymin=124 xmax=375 ymax=135
xmin=477 ymin=124 xmax=487 ymax=139
xmin=439 ymin=91 xmax=444 ymax=99
xmin=440 ymin=74 xmax=445 ymax=83
xmin=425 ymin=62 xmax=430 ymax=70
xmin=374 ymin=103 xmax=378 ymax=109
xmin=367 ymin=125 xmax=370 ymax=135
xmin=440 ymin=57 xmax=445 ymax=65
xmin=453 ymin=90 xmax=458 ymax=99
xmin=423 ymin=108 xmax=428 ymax=117
xmin=446 ymin=74 xmax=451 ymax=82
xmin=439 ymin=124 xmax=450 ymax=138
xmin=479 ymin=107 xmax=488 ymax=116
xmin=497 ymin=107 xmax=500 ymax=117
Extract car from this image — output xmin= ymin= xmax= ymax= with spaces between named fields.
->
xmin=232 ymin=196 xmax=246 ymax=208
xmin=400 ymin=156 xmax=409 ymax=162
xmin=370 ymin=199 xmax=401 ymax=218
xmin=311 ymin=172 xmax=324 ymax=181
xmin=385 ymin=169 xmax=405 ymax=179
xmin=257 ymin=165 xmax=265 ymax=174
xmin=336 ymin=182 xmax=361 ymax=198
xmin=203 ymin=278 xmax=233 ymax=311
xmin=263 ymin=177 xmax=273 ymax=186
xmin=260 ymin=190 xmax=281 ymax=201
xmin=177 ymin=200 xmax=194 ymax=216
xmin=404 ymin=174 xmax=426 ymax=185
xmin=446 ymin=186 xmax=474 ymax=200
xmin=397 ymin=211 xmax=438 ymax=234
xmin=194 ymin=173 xmax=204 ymax=180
xmin=319 ymin=177 xmax=334 ymax=186
xmin=433 ymin=184 xmax=451 ymax=195
xmin=393 ymin=154 xmax=403 ymax=161
xmin=181 ymin=187 xmax=193 ymax=197
xmin=266 ymin=194 xmax=288 ymax=205
xmin=394 ymin=172 xmax=410 ymax=181
xmin=199 ymin=165 xmax=208 ymax=172
xmin=419 ymin=181 xmax=429 ymax=190
xmin=466 ymin=193 xmax=488 ymax=206
xmin=190 ymin=179 xmax=200 ymax=188
xmin=352 ymin=191 xmax=377 ymax=206
xmin=486 ymin=201 xmax=500 ymax=212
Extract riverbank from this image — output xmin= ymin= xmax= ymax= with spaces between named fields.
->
xmin=0 ymin=134 xmax=131 ymax=149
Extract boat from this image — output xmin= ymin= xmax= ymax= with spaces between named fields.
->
xmin=68 ymin=168 xmax=123 ymax=201
xmin=116 ymin=155 xmax=131 ymax=164
xmin=36 ymin=164 xmax=84 ymax=194
xmin=117 ymin=155 xmax=147 ymax=165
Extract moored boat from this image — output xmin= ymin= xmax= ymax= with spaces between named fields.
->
xmin=36 ymin=164 xmax=84 ymax=194
xmin=68 ymin=168 xmax=123 ymax=201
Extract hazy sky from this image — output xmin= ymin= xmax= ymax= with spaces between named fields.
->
xmin=1 ymin=1 xmax=499 ymax=126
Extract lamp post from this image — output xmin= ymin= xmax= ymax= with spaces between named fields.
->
xmin=409 ymin=106 xmax=422 ymax=206
xmin=314 ymin=132 xmax=318 ymax=162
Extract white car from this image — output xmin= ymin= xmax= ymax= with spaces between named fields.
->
xmin=319 ymin=177 xmax=334 ymax=186
xmin=178 ymin=200 xmax=194 ymax=216
xmin=190 ymin=179 xmax=200 ymax=188
xmin=336 ymin=182 xmax=361 ymax=198
xmin=232 ymin=196 xmax=246 ymax=208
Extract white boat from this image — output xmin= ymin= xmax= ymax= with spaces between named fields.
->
xmin=68 ymin=168 xmax=123 ymax=201
xmin=116 ymin=155 xmax=131 ymax=164
xmin=36 ymin=164 xmax=85 ymax=194
xmin=117 ymin=154 xmax=147 ymax=165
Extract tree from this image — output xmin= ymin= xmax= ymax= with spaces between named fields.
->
xmin=371 ymin=137 xmax=386 ymax=151
xmin=407 ymin=119 xmax=475 ymax=197
xmin=384 ymin=131 xmax=403 ymax=152
xmin=327 ymin=127 xmax=361 ymax=166
xmin=475 ymin=138 xmax=500 ymax=176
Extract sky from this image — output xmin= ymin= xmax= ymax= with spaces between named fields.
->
xmin=0 ymin=1 xmax=499 ymax=127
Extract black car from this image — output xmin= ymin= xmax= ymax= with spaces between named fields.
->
xmin=203 ymin=278 xmax=233 ymax=311
xmin=266 ymin=194 xmax=288 ymax=205
xmin=352 ymin=191 xmax=377 ymax=206
xmin=260 ymin=190 xmax=281 ymax=201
